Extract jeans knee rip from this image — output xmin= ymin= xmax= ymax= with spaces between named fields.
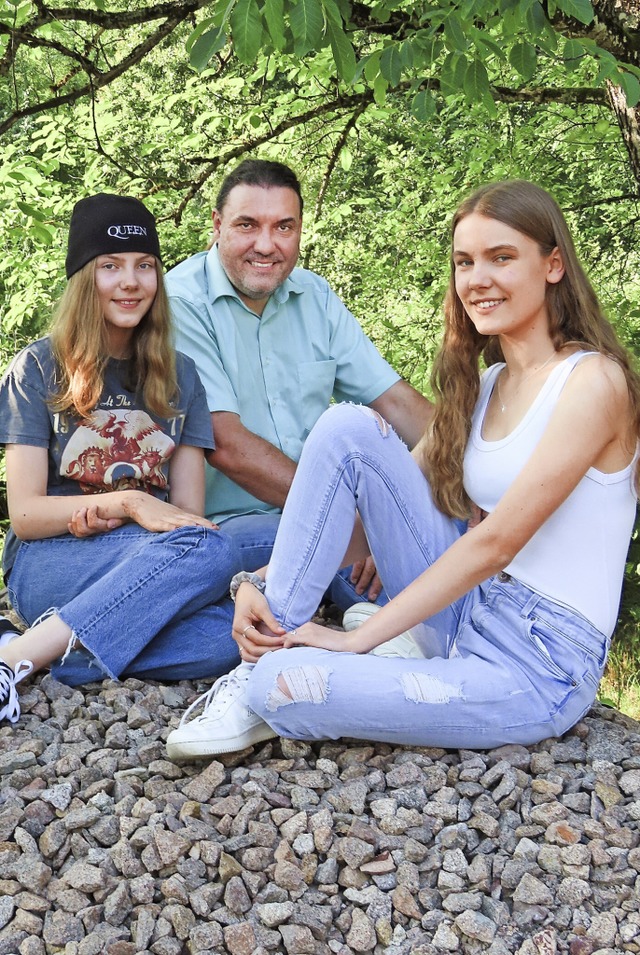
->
xmin=57 ymin=625 xmax=111 ymax=678
xmin=266 ymin=665 xmax=332 ymax=712
xmin=349 ymin=403 xmax=391 ymax=437
xmin=402 ymin=671 xmax=464 ymax=705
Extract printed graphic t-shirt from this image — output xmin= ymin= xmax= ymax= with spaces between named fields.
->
xmin=0 ymin=337 xmax=213 ymax=575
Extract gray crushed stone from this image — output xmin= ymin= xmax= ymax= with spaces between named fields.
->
xmin=0 ymin=672 xmax=639 ymax=955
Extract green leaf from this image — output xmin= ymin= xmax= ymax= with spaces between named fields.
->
xmin=473 ymin=32 xmax=506 ymax=63
xmin=373 ymin=72 xmax=388 ymax=105
xmin=481 ymin=86 xmax=498 ymax=117
xmin=31 ymin=222 xmax=55 ymax=246
xmin=16 ymin=200 xmax=45 ymax=220
xmin=555 ymin=0 xmax=594 ymax=25
xmin=231 ymin=0 xmax=263 ymax=62
xmin=186 ymin=16 xmax=219 ymax=54
xmin=319 ymin=0 xmax=356 ymax=79
xmin=444 ymin=13 xmax=468 ymax=53
xmin=325 ymin=18 xmax=357 ymax=82
xmin=509 ymin=41 xmax=537 ymax=80
xmin=189 ymin=24 xmax=228 ymax=71
xmin=380 ymin=44 xmax=403 ymax=87
xmin=12 ymin=0 xmax=32 ymax=25
xmin=563 ymin=38 xmax=584 ymax=71
xmin=399 ymin=39 xmax=414 ymax=70
xmin=525 ymin=1 xmax=548 ymax=36
xmin=440 ymin=51 xmax=468 ymax=96
xmin=619 ymin=70 xmax=640 ymax=108
xmin=263 ymin=0 xmax=286 ymax=49
xmin=411 ymin=88 xmax=437 ymax=122
xmin=463 ymin=57 xmax=491 ymax=102
xmin=363 ymin=48 xmax=382 ymax=82
xmin=289 ymin=0 xmax=323 ymax=57
xmin=340 ymin=147 xmax=353 ymax=171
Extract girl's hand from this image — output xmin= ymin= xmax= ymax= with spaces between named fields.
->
xmin=68 ymin=505 xmax=125 ymax=538
xmin=123 ymin=492 xmax=218 ymax=532
xmin=233 ymin=582 xmax=286 ymax=662
xmin=284 ymin=621 xmax=361 ymax=653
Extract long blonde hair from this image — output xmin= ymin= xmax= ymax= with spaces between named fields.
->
xmin=49 ymin=258 xmax=178 ymax=419
xmin=427 ymin=179 xmax=640 ymax=519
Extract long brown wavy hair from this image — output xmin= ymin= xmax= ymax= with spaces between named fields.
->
xmin=49 ymin=257 xmax=178 ymax=419
xmin=426 ymin=179 xmax=640 ymax=519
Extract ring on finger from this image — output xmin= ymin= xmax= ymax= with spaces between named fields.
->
xmin=242 ymin=625 xmax=255 ymax=636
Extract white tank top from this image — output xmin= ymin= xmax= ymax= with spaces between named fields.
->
xmin=463 ymin=351 xmax=637 ymax=636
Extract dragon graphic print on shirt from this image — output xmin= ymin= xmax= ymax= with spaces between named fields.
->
xmin=60 ymin=408 xmax=175 ymax=494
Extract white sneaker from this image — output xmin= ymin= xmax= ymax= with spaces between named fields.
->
xmin=166 ymin=663 xmax=277 ymax=760
xmin=342 ymin=603 xmax=424 ymax=659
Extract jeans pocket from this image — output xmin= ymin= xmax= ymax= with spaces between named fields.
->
xmin=526 ymin=613 xmax=603 ymax=690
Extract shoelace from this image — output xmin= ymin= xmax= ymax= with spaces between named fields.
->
xmin=178 ymin=668 xmax=249 ymax=727
xmin=0 ymin=660 xmax=34 ymax=724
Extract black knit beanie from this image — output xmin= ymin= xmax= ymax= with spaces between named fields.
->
xmin=65 ymin=194 xmax=161 ymax=279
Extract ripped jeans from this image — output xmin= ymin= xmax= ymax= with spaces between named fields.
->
xmin=246 ymin=403 xmax=609 ymax=749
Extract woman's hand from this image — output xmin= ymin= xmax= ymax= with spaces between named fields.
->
xmin=123 ymin=492 xmax=218 ymax=532
xmin=284 ymin=621 xmax=361 ymax=653
xmin=232 ymin=581 xmax=286 ymax=662
xmin=68 ymin=506 xmax=125 ymax=538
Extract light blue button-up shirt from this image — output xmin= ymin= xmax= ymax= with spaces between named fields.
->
xmin=166 ymin=245 xmax=399 ymax=523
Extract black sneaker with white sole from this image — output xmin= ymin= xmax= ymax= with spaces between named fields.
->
xmin=0 ymin=659 xmax=34 ymax=724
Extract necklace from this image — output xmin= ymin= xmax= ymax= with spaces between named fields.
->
xmin=496 ymin=352 xmax=556 ymax=414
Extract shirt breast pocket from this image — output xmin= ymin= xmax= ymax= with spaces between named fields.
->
xmin=295 ymin=360 xmax=337 ymax=437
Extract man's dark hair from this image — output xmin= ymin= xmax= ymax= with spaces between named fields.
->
xmin=216 ymin=159 xmax=304 ymax=215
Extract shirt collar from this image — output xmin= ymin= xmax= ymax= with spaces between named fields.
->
xmin=205 ymin=244 xmax=304 ymax=312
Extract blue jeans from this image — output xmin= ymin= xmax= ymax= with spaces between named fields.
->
xmin=8 ymin=524 xmax=241 ymax=686
xmin=220 ymin=513 xmax=388 ymax=611
xmin=246 ymin=404 xmax=609 ymax=749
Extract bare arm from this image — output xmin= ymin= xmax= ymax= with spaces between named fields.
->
xmin=206 ymin=411 xmax=296 ymax=508
xmin=168 ymin=443 xmax=207 ymax=515
xmin=6 ymin=444 xmax=215 ymax=540
xmin=286 ymin=356 xmax=634 ymax=652
xmin=369 ymin=380 xmax=433 ymax=449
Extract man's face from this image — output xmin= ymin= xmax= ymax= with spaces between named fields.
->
xmin=213 ymin=184 xmax=302 ymax=314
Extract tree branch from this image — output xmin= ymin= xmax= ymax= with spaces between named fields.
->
xmin=0 ymin=0 xmax=210 ymax=33
xmin=170 ymin=90 xmax=378 ymax=222
xmin=0 ymin=9 xmax=199 ymax=135
xmin=303 ymin=103 xmax=368 ymax=268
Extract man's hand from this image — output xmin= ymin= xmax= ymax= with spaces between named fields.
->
xmin=350 ymin=557 xmax=383 ymax=601
xmin=468 ymin=504 xmax=487 ymax=528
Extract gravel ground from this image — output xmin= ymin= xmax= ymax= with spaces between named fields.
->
xmin=0 ymin=667 xmax=639 ymax=955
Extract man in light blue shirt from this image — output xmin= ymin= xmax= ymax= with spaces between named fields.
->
xmin=166 ymin=159 xmax=432 ymax=608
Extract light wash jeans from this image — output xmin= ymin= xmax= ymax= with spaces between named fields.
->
xmin=220 ymin=513 xmax=388 ymax=610
xmin=247 ymin=404 xmax=609 ymax=749
xmin=7 ymin=524 xmax=241 ymax=686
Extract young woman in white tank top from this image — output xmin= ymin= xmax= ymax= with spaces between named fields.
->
xmin=167 ymin=180 xmax=640 ymax=759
